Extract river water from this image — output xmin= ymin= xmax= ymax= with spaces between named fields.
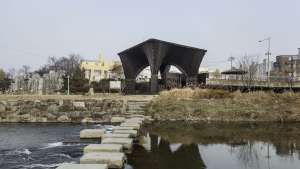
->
xmin=0 ymin=122 xmax=300 ymax=169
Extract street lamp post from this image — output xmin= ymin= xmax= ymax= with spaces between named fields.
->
xmin=259 ymin=37 xmax=271 ymax=87
xmin=67 ymin=75 xmax=70 ymax=95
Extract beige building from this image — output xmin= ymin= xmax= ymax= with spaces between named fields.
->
xmin=80 ymin=54 xmax=116 ymax=82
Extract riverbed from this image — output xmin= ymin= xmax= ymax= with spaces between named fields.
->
xmin=0 ymin=122 xmax=300 ymax=169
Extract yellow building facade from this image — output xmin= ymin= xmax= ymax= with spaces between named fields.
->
xmin=80 ymin=54 xmax=115 ymax=82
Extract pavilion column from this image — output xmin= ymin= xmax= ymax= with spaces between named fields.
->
xmin=143 ymin=41 xmax=168 ymax=94
xmin=124 ymin=79 xmax=135 ymax=94
xmin=150 ymin=73 xmax=159 ymax=94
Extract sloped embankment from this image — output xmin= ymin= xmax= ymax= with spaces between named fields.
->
xmin=146 ymin=88 xmax=300 ymax=122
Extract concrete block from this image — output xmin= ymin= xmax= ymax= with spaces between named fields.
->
xmin=103 ymin=133 xmax=131 ymax=138
xmin=113 ymin=129 xmax=138 ymax=137
xmin=124 ymin=118 xmax=143 ymax=124
xmin=84 ymin=144 xmax=122 ymax=153
xmin=120 ymin=122 xmax=140 ymax=129
xmin=111 ymin=117 xmax=125 ymax=123
xmin=80 ymin=152 xmax=125 ymax=168
xmin=112 ymin=126 xmax=136 ymax=130
xmin=129 ymin=114 xmax=145 ymax=118
xmin=80 ymin=129 xmax=105 ymax=139
xmin=56 ymin=164 xmax=108 ymax=169
xmin=101 ymin=138 xmax=133 ymax=149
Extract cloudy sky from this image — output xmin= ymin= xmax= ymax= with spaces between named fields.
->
xmin=0 ymin=0 xmax=300 ymax=71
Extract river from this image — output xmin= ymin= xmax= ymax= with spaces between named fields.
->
xmin=0 ymin=122 xmax=300 ymax=169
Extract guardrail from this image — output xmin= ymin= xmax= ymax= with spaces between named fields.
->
xmin=206 ymin=79 xmax=300 ymax=88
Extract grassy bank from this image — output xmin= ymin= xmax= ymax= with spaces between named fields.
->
xmin=146 ymin=88 xmax=300 ymax=122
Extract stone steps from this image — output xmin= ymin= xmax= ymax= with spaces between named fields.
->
xmin=126 ymin=100 xmax=150 ymax=115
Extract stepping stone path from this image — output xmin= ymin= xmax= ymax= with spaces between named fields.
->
xmin=56 ymin=114 xmax=152 ymax=169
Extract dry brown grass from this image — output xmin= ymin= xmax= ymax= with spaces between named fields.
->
xmin=147 ymin=88 xmax=300 ymax=122
xmin=160 ymin=88 xmax=233 ymax=100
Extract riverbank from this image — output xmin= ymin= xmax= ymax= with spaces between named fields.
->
xmin=146 ymin=88 xmax=300 ymax=122
xmin=0 ymin=94 xmax=153 ymax=123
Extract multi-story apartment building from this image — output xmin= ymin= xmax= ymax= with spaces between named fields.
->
xmin=272 ymin=48 xmax=300 ymax=81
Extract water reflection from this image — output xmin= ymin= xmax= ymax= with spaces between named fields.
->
xmin=129 ymin=135 xmax=205 ymax=169
xmin=128 ymin=122 xmax=300 ymax=169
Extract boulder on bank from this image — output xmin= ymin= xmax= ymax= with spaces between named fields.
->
xmin=57 ymin=115 xmax=70 ymax=122
xmin=0 ymin=104 xmax=5 ymax=113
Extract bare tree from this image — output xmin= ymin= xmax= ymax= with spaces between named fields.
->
xmin=22 ymin=65 xmax=31 ymax=75
xmin=0 ymin=69 xmax=5 ymax=81
xmin=110 ymin=63 xmax=124 ymax=80
xmin=8 ymin=68 xmax=16 ymax=79
xmin=36 ymin=54 xmax=82 ymax=78
xmin=238 ymin=55 xmax=259 ymax=90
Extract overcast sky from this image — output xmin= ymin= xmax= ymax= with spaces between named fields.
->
xmin=0 ymin=0 xmax=300 ymax=71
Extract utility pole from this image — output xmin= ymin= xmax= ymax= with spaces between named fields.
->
xmin=259 ymin=37 xmax=271 ymax=87
xmin=67 ymin=75 xmax=70 ymax=95
xmin=228 ymin=56 xmax=235 ymax=70
xmin=289 ymin=56 xmax=294 ymax=90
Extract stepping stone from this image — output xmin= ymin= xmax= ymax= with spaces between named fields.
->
xmin=56 ymin=164 xmax=108 ymax=169
xmin=80 ymin=129 xmax=105 ymax=139
xmin=101 ymin=138 xmax=133 ymax=149
xmin=84 ymin=144 xmax=122 ymax=153
xmin=124 ymin=118 xmax=143 ymax=124
xmin=80 ymin=152 xmax=125 ymax=168
xmin=120 ymin=122 xmax=140 ymax=129
xmin=111 ymin=117 xmax=125 ymax=123
xmin=112 ymin=126 xmax=136 ymax=131
xmin=129 ymin=114 xmax=145 ymax=118
xmin=113 ymin=129 xmax=138 ymax=137
xmin=103 ymin=133 xmax=131 ymax=138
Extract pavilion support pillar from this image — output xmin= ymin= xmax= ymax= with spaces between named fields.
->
xmin=143 ymin=42 xmax=168 ymax=94
xmin=124 ymin=79 xmax=135 ymax=94
xmin=150 ymin=74 xmax=159 ymax=94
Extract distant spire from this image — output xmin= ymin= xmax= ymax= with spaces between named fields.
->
xmin=98 ymin=53 xmax=104 ymax=63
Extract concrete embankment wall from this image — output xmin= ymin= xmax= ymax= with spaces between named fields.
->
xmin=0 ymin=99 xmax=125 ymax=123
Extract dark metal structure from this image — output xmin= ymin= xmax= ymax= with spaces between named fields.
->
xmin=118 ymin=39 xmax=207 ymax=94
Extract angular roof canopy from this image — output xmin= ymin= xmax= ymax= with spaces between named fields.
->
xmin=118 ymin=39 xmax=207 ymax=79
